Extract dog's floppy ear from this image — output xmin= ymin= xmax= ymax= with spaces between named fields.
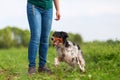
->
xmin=60 ymin=31 xmax=69 ymax=39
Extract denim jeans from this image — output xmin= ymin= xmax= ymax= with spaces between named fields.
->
xmin=27 ymin=2 xmax=53 ymax=67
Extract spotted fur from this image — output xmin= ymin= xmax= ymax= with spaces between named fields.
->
xmin=52 ymin=31 xmax=85 ymax=72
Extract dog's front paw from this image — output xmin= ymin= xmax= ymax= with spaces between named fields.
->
xmin=54 ymin=64 xmax=59 ymax=67
xmin=54 ymin=57 xmax=59 ymax=67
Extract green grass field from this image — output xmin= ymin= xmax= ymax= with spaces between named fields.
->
xmin=0 ymin=42 xmax=120 ymax=80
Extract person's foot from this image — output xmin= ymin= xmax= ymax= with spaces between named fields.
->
xmin=28 ymin=67 xmax=35 ymax=75
xmin=38 ymin=66 xmax=52 ymax=74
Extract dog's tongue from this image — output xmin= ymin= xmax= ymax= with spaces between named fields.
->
xmin=53 ymin=41 xmax=59 ymax=46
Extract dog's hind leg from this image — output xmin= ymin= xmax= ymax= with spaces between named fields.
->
xmin=77 ymin=51 xmax=85 ymax=72
xmin=77 ymin=59 xmax=85 ymax=72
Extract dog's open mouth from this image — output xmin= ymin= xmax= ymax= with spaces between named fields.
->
xmin=53 ymin=40 xmax=59 ymax=46
xmin=51 ymin=37 xmax=63 ymax=47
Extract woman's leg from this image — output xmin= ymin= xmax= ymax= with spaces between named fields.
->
xmin=38 ymin=8 xmax=53 ymax=67
xmin=27 ymin=2 xmax=42 ymax=67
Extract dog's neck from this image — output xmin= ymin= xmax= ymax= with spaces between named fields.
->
xmin=55 ymin=44 xmax=64 ymax=50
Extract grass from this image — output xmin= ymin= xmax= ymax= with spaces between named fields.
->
xmin=0 ymin=42 xmax=120 ymax=80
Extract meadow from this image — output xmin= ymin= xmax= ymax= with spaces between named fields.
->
xmin=0 ymin=42 xmax=120 ymax=80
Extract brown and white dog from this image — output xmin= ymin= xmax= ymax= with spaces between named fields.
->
xmin=51 ymin=31 xmax=85 ymax=72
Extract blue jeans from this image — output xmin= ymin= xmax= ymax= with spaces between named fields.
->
xmin=27 ymin=2 xmax=53 ymax=67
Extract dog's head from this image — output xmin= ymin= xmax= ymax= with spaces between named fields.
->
xmin=51 ymin=31 xmax=69 ymax=47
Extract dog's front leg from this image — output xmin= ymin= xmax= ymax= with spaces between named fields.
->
xmin=54 ymin=57 xmax=60 ymax=67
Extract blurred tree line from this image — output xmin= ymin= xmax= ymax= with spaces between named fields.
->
xmin=0 ymin=26 xmax=83 ymax=49
xmin=0 ymin=26 xmax=30 ymax=48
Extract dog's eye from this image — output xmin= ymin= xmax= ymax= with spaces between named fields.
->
xmin=51 ymin=38 xmax=53 ymax=40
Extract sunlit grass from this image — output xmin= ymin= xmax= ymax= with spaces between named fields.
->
xmin=0 ymin=43 xmax=120 ymax=80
